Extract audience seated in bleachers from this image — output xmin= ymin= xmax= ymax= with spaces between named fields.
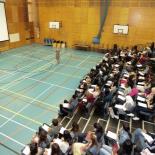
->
xmin=22 ymin=44 xmax=155 ymax=155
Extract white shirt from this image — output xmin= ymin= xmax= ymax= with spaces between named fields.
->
xmin=123 ymin=95 xmax=135 ymax=111
xmin=53 ymin=138 xmax=69 ymax=154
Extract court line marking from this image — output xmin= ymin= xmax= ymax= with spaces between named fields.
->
xmin=0 ymin=49 xmax=74 ymax=89
xmin=0 ymin=85 xmax=53 ymax=128
xmin=74 ymin=52 xmax=104 ymax=59
xmin=55 ymin=62 xmax=89 ymax=70
xmin=1 ymin=52 xmax=87 ymax=92
xmin=0 ymin=114 xmax=36 ymax=132
xmin=1 ymin=60 xmax=56 ymax=90
xmin=0 ymin=49 xmax=101 ymax=87
xmin=0 ymin=132 xmax=25 ymax=147
xmin=77 ymin=55 xmax=91 ymax=67
xmin=0 ymin=54 xmax=54 ymax=81
xmin=0 ymin=67 xmax=79 ymax=91
xmin=0 ymin=104 xmax=41 ymax=126
xmin=1 ymin=67 xmax=82 ymax=79
xmin=27 ymin=77 xmax=74 ymax=91
xmin=0 ymin=142 xmax=20 ymax=155
xmin=0 ymin=59 xmax=42 ymax=81
xmin=0 ymin=52 xmax=92 ymax=82
xmin=0 ymin=104 xmax=31 ymax=128
xmin=64 ymin=55 xmax=101 ymax=64
xmin=0 ymin=69 xmax=14 ymax=75
xmin=6 ymin=53 xmax=54 ymax=61
xmin=0 ymin=81 xmax=66 ymax=110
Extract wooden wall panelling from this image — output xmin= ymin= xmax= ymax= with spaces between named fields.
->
xmin=0 ymin=0 xmax=32 ymax=51
xmin=36 ymin=0 xmax=155 ymax=48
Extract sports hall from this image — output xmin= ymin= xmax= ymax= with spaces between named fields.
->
xmin=0 ymin=0 xmax=155 ymax=155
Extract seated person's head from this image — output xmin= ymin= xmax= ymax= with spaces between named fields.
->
xmin=129 ymin=74 xmax=136 ymax=81
xmin=95 ymin=85 xmax=100 ymax=91
xmin=71 ymin=122 xmax=79 ymax=132
xmin=52 ymin=119 xmax=59 ymax=127
xmin=80 ymin=83 xmax=87 ymax=89
xmin=86 ymin=76 xmax=91 ymax=84
xmin=38 ymin=130 xmax=47 ymax=142
xmin=51 ymin=143 xmax=61 ymax=155
xmin=122 ymin=139 xmax=133 ymax=155
xmin=29 ymin=142 xmax=38 ymax=155
xmin=93 ymin=123 xmax=103 ymax=133
xmin=104 ymin=87 xmax=110 ymax=95
xmin=64 ymin=99 xmax=68 ymax=103
xmin=63 ymin=130 xmax=72 ymax=142
xmin=85 ymin=131 xmax=97 ymax=146
xmin=72 ymin=95 xmax=76 ymax=99
xmin=31 ymin=135 xmax=39 ymax=144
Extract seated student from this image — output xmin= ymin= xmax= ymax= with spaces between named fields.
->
xmin=52 ymin=130 xmax=71 ymax=154
xmin=69 ymin=122 xmax=80 ymax=141
xmin=59 ymin=95 xmax=78 ymax=116
xmin=139 ymin=52 xmax=149 ymax=65
xmin=37 ymin=129 xmax=51 ymax=150
xmin=146 ymin=87 xmax=155 ymax=109
xmin=93 ymin=123 xmax=104 ymax=144
xmin=81 ymin=75 xmax=92 ymax=88
xmin=123 ymin=95 xmax=136 ymax=112
xmin=132 ymin=128 xmax=155 ymax=153
xmin=128 ymin=72 xmax=136 ymax=89
xmin=78 ymin=98 xmax=88 ymax=113
xmin=30 ymin=129 xmax=51 ymax=154
xmin=48 ymin=119 xmax=62 ymax=139
xmin=21 ymin=142 xmax=38 ymax=155
xmin=118 ymin=123 xmax=132 ymax=146
xmin=75 ymin=82 xmax=88 ymax=97
xmin=110 ymin=94 xmax=136 ymax=119
xmin=44 ymin=143 xmax=62 ymax=155
xmin=93 ymin=70 xmax=105 ymax=86
xmin=85 ymin=85 xmax=101 ymax=103
xmin=72 ymin=131 xmax=99 ymax=155
xmin=134 ymin=87 xmax=155 ymax=120
xmin=118 ymin=139 xmax=133 ymax=155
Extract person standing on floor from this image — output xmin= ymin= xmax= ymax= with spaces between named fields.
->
xmin=56 ymin=47 xmax=60 ymax=64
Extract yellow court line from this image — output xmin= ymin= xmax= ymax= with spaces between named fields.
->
xmin=0 ymin=105 xmax=42 ymax=125
xmin=0 ymin=88 xmax=59 ymax=111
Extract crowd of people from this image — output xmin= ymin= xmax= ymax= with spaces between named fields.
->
xmin=21 ymin=44 xmax=155 ymax=155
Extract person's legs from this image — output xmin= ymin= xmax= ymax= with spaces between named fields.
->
xmin=58 ymin=56 xmax=60 ymax=64
xmin=99 ymin=148 xmax=111 ymax=155
xmin=132 ymin=128 xmax=147 ymax=151
xmin=56 ymin=57 xmax=60 ymax=64
xmin=102 ymin=145 xmax=112 ymax=153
